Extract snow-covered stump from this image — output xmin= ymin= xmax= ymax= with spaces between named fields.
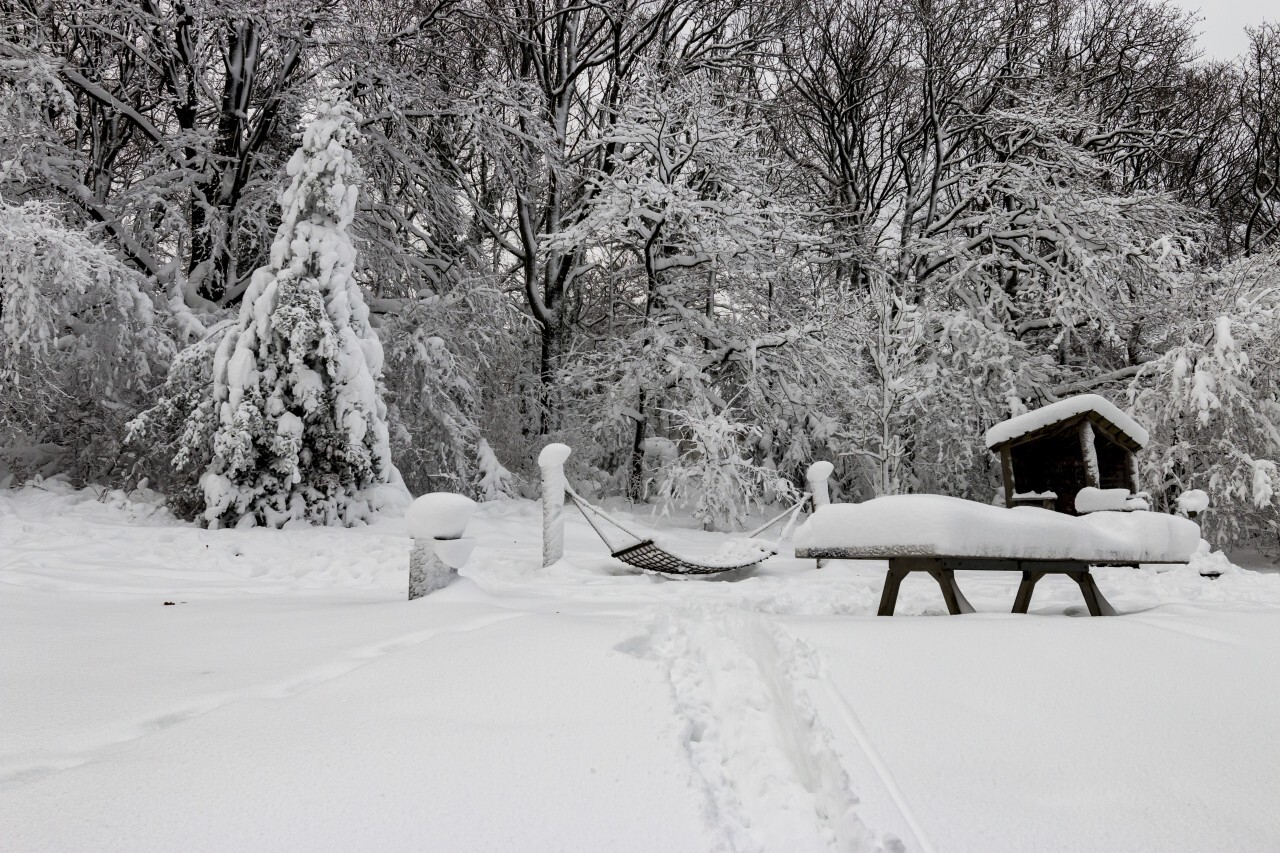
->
xmin=406 ymin=493 xmax=477 ymax=600
xmin=806 ymin=461 xmax=835 ymax=568
xmin=539 ymin=444 xmax=572 ymax=568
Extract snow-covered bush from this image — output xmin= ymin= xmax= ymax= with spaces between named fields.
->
xmin=1131 ymin=252 xmax=1280 ymax=548
xmin=0 ymin=199 xmax=173 ymax=483
xmin=655 ymin=401 xmax=799 ymax=531
xmin=378 ymin=288 xmax=526 ymax=500
xmin=124 ymin=329 xmax=228 ymax=518
xmin=198 ymin=92 xmax=404 ymax=528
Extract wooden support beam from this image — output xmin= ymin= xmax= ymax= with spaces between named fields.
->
xmin=1012 ymin=570 xmax=1047 ymax=613
xmin=1000 ymin=447 xmax=1016 ymax=508
xmin=1079 ymin=420 xmax=1100 ymax=489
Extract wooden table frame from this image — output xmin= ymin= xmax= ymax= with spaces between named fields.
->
xmin=878 ymin=557 xmax=1135 ymax=616
xmin=796 ymin=550 xmax=1185 ymax=616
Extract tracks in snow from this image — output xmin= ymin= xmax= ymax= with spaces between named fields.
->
xmin=620 ymin=608 xmax=898 ymax=853
xmin=0 ymin=611 xmax=522 ymax=792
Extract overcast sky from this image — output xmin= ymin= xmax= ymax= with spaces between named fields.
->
xmin=1168 ymin=0 xmax=1272 ymax=59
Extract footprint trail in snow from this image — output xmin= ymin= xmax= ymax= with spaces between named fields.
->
xmin=620 ymin=608 xmax=900 ymax=853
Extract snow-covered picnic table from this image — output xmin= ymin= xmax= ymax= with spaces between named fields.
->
xmin=794 ymin=495 xmax=1202 ymax=615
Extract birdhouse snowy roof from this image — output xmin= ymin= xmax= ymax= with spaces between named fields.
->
xmin=984 ymin=394 xmax=1149 ymax=451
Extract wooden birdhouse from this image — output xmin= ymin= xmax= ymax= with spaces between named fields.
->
xmin=984 ymin=394 xmax=1147 ymax=515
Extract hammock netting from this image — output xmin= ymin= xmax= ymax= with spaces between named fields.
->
xmin=562 ymin=483 xmax=807 ymax=576
xmin=611 ymin=539 xmax=774 ymax=575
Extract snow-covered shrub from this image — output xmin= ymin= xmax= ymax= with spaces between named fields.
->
xmin=199 ymin=92 xmax=405 ymax=528
xmin=655 ymin=401 xmax=799 ymax=531
xmin=378 ymin=288 xmax=527 ymax=498
xmin=124 ymin=329 xmax=228 ymax=518
xmin=0 ymin=199 xmax=173 ymax=483
xmin=474 ymin=438 xmax=520 ymax=500
xmin=1131 ymin=252 xmax=1280 ymax=548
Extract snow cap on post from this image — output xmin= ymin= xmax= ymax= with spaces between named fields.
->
xmin=538 ymin=443 xmax=572 ymax=468
xmin=806 ymin=461 xmax=834 ymax=507
xmin=1177 ymin=489 xmax=1210 ymax=516
xmin=405 ymin=492 xmax=477 ymax=540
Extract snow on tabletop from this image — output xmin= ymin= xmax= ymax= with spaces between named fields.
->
xmin=1076 ymin=487 xmax=1150 ymax=513
xmin=404 ymin=492 xmax=477 ymax=539
xmin=984 ymin=393 xmax=1149 ymax=449
xmin=794 ymin=494 xmax=1200 ymax=563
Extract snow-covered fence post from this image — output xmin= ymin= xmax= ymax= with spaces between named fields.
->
xmin=540 ymin=443 xmax=572 ymax=567
xmin=806 ymin=461 xmax=834 ymax=568
xmin=806 ymin=461 xmax=834 ymax=508
xmin=1177 ymin=489 xmax=1210 ymax=521
xmin=406 ymin=493 xmax=477 ymax=600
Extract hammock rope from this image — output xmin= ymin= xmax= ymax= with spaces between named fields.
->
xmin=562 ymin=482 xmax=810 ymax=575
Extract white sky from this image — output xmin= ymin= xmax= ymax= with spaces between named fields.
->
xmin=1167 ymin=0 xmax=1273 ymax=60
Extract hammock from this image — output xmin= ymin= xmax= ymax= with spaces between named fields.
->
xmin=563 ymin=482 xmax=810 ymax=576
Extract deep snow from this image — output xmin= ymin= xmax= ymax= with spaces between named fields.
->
xmin=4 ymin=480 xmax=1280 ymax=852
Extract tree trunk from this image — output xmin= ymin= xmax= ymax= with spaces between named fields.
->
xmin=628 ymin=388 xmax=647 ymax=501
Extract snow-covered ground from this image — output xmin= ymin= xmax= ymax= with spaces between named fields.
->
xmin=4 ymin=481 xmax=1280 ymax=852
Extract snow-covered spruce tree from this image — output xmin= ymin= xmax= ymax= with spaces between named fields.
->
xmin=200 ymin=93 xmax=404 ymax=528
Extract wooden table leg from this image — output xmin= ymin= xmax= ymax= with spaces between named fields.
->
xmin=926 ymin=568 xmax=976 ymax=615
xmin=878 ymin=565 xmax=909 ymax=616
xmin=1012 ymin=570 xmax=1046 ymax=613
xmin=1071 ymin=570 xmax=1118 ymax=616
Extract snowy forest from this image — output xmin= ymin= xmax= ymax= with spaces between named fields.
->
xmin=1 ymin=0 xmax=1278 ymax=546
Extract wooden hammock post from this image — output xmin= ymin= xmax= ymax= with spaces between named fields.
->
xmin=806 ymin=461 xmax=833 ymax=508
xmin=806 ymin=461 xmax=834 ymax=568
xmin=540 ymin=443 xmax=572 ymax=567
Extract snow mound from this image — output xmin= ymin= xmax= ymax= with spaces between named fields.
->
xmin=1178 ymin=489 xmax=1211 ymax=514
xmin=1076 ymin=487 xmax=1149 ymax=513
